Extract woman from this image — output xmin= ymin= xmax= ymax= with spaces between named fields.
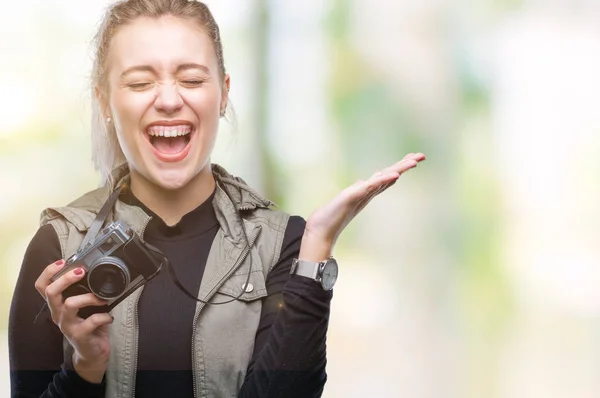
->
xmin=8 ymin=0 xmax=425 ymax=397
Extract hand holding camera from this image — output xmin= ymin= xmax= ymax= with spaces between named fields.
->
xmin=35 ymin=259 xmax=113 ymax=383
xmin=34 ymin=219 xmax=163 ymax=383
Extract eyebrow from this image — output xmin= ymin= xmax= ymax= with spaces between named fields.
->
xmin=120 ymin=63 xmax=210 ymax=78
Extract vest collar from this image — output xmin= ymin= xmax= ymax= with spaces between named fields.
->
xmin=41 ymin=163 xmax=274 ymax=245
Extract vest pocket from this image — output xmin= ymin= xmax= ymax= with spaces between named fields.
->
xmin=215 ymin=268 xmax=267 ymax=302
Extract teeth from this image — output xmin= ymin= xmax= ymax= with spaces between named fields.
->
xmin=147 ymin=125 xmax=192 ymax=137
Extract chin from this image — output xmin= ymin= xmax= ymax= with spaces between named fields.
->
xmin=148 ymin=168 xmax=196 ymax=191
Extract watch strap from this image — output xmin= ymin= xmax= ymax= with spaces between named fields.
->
xmin=290 ymin=258 xmax=320 ymax=279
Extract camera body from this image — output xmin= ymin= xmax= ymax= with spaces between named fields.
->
xmin=51 ymin=220 xmax=162 ymax=318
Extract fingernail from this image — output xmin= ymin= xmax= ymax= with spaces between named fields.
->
xmin=73 ymin=268 xmax=84 ymax=276
xmin=56 ymin=259 xmax=64 ymax=266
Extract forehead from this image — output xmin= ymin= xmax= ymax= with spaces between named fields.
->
xmin=106 ymin=15 xmax=217 ymax=75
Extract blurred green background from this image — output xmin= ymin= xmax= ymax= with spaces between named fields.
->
xmin=2 ymin=0 xmax=600 ymax=397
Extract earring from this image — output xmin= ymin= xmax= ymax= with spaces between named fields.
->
xmin=219 ymin=109 xmax=225 ymax=117
xmin=106 ymin=116 xmax=112 ymax=124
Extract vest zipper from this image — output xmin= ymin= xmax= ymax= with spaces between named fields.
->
xmin=191 ymin=225 xmax=261 ymax=398
xmin=130 ymin=216 xmax=151 ymax=398
xmin=131 ymin=295 xmax=140 ymax=398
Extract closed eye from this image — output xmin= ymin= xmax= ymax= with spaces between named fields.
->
xmin=128 ymin=82 xmax=153 ymax=90
xmin=179 ymin=80 xmax=205 ymax=87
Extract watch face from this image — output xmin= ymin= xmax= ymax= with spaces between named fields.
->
xmin=321 ymin=259 xmax=339 ymax=290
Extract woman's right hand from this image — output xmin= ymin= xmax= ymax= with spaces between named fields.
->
xmin=35 ymin=259 xmax=113 ymax=383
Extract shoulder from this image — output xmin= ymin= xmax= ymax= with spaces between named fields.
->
xmin=250 ymin=208 xmax=306 ymax=252
xmin=39 ymin=165 xmax=130 ymax=229
xmin=18 ymin=224 xmax=62 ymax=279
xmin=39 ymin=185 xmax=110 ymax=231
xmin=37 ymin=185 xmax=113 ymax=260
xmin=25 ymin=224 xmax=61 ymax=260
xmin=247 ymin=206 xmax=288 ymax=227
xmin=248 ymin=208 xmax=306 ymax=238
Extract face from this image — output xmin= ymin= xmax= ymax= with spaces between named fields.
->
xmin=99 ymin=16 xmax=229 ymax=190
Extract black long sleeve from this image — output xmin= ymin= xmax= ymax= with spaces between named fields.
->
xmin=9 ymin=216 xmax=331 ymax=398
xmin=240 ymin=216 xmax=332 ymax=398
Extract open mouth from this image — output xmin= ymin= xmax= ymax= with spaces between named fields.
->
xmin=145 ymin=124 xmax=194 ymax=161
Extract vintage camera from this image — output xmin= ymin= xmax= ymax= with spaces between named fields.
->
xmin=51 ymin=220 xmax=163 ymax=318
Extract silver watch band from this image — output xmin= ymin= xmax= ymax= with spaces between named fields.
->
xmin=290 ymin=259 xmax=320 ymax=279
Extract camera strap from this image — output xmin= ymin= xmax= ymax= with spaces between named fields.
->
xmin=73 ymin=179 xmax=253 ymax=306
xmin=141 ymin=183 xmax=255 ymax=306
xmin=79 ymin=185 xmax=124 ymax=251
xmin=33 ymin=184 xmax=124 ymax=324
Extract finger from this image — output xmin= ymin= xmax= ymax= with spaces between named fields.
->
xmin=371 ymin=154 xmax=425 ymax=180
xmin=370 ymin=158 xmax=408 ymax=177
xmin=363 ymin=154 xmax=424 ymax=193
xmin=387 ymin=153 xmax=426 ymax=173
xmin=62 ymin=293 xmax=109 ymax=323
xmin=412 ymin=152 xmax=426 ymax=161
xmin=405 ymin=152 xmax=426 ymax=161
xmin=369 ymin=160 xmax=414 ymax=183
xmin=45 ymin=267 xmax=87 ymax=311
xmin=401 ymin=152 xmax=426 ymax=161
xmin=388 ymin=158 xmax=419 ymax=175
xmin=35 ymin=259 xmax=67 ymax=299
xmin=76 ymin=312 xmax=114 ymax=337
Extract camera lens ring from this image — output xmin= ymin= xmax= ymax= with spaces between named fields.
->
xmin=87 ymin=257 xmax=130 ymax=299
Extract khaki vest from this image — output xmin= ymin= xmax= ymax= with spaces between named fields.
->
xmin=40 ymin=164 xmax=290 ymax=398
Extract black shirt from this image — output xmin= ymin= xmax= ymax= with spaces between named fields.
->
xmin=9 ymin=189 xmax=332 ymax=398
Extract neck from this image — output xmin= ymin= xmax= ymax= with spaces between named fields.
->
xmin=129 ymin=166 xmax=216 ymax=226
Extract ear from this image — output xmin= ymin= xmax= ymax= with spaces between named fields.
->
xmin=220 ymin=74 xmax=230 ymax=112
xmin=94 ymin=85 xmax=110 ymax=119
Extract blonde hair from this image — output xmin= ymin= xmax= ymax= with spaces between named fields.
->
xmin=90 ymin=0 xmax=226 ymax=188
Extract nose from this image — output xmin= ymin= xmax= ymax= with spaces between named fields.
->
xmin=153 ymin=82 xmax=184 ymax=114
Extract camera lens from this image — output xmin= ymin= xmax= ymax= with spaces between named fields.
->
xmin=87 ymin=257 xmax=130 ymax=299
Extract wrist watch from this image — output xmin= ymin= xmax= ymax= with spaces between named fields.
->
xmin=290 ymin=257 xmax=339 ymax=291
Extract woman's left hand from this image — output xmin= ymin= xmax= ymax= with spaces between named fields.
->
xmin=299 ymin=152 xmax=426 ymax=261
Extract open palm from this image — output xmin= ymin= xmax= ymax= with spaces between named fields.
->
xmin=301 ymin=153 xmax=426 ymax=259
